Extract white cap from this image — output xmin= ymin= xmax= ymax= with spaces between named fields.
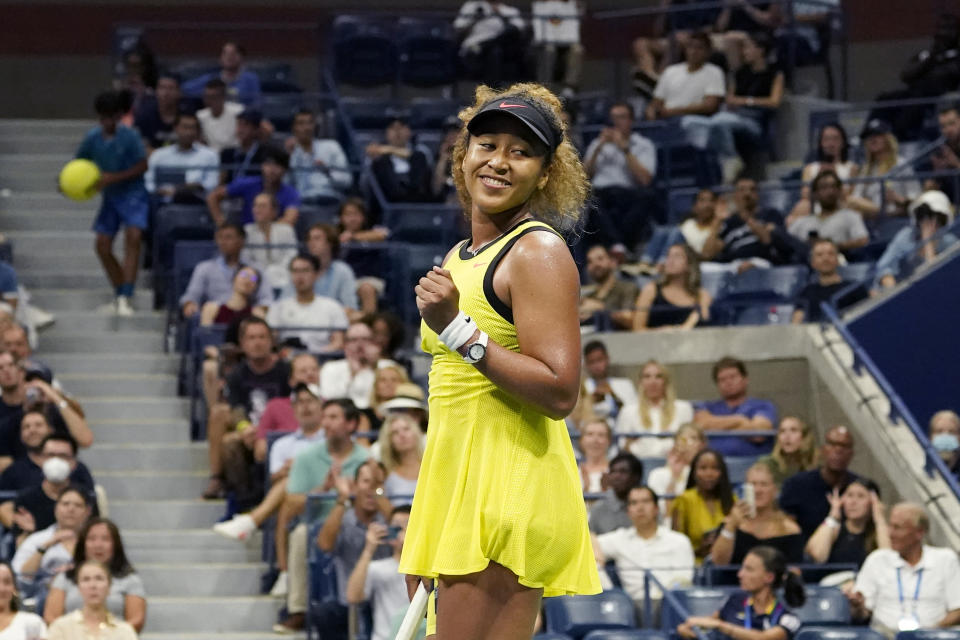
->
xmin=909 ymin=190 xmax=954 ymax=225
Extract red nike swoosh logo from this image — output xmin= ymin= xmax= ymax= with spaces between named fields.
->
xmin=473 ymin=262 xmax=488 ymax=268
xmin=499 ymin=102 xmax=527 ymax=109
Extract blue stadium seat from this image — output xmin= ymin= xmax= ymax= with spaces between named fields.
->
xmin=700 ymin=271 xmax=732 ymax=301
xmin=535 ymin=634 xmax=575 ymax=640
xmin=261 ymin=93 xmax=305 ymax=133
xmin=662 ymin=587 xmax=736 ymax=632
xmin=543 ymin=589 xmax=636 ymax=639
xmin=733 ymin=303 xmax=795 ymax=326
xmin=837 ymin=262 xmax=875 ymax=284
xmin=247 ymin=62 xmax=296 ymax=84
xmin=398 ymin=18 xmax=458 ymax=87
xmin=725 ymin=266 xmax=808 ymax=302
xmin=339 ymin=97 xmax=403 ymax=129
xmin=382 ymin=204 xmax=462 ymax=246
xmin=332 ymin=16 xmax=398 ymax=87
xmin=295 ymin=203 xmax=341 ymax=240
xmin=797 ymin=628 xmax=887 ymax=640
xmin=152 ymin=205 xmax=216 ymax=309
xmin=409 ymin=97 xmax=460 ymax=129
xmin=307 ymin=524 xmax=340 ymax=634
xmin=640 ymin=458 xmax=666 ymax=486
xmin=722 ymin=456 xmax=758 ymax=485
xmin=395 ymin=242 xmax=448 ymax=323
xmin=793 ymin=586 xmax=850 ymax=626
xmin=583 ymin=631 xmax=671 ymax=640
xmin=896 ymin=631 xmax=960 ymax=640
xmin=172 ymin=61 xmax=219 ymax=83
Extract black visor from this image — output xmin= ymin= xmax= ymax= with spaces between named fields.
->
xmin=466 ymin=95 xmax=562 ymax=152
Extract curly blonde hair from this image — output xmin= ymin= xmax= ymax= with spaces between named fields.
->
xmin=451 ymin=83 xmax=589 ymax=229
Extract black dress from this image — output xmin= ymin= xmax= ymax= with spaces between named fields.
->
xmin=731 ymin=529 xmax=805 ymax=565
xmin=827 ymin=524 xmax=869 ymax=568
xmin=646 ymin=284 xmax=697 ymax=328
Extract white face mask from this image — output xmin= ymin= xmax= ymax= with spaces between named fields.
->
xmin=42 ymin=457 xmax=70 ymax=484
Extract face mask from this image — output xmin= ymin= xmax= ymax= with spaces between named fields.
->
xmin=42 ymin=457 xmax=70 ymax=483
xmin=932 ymin=433 xmax=960 ymax=453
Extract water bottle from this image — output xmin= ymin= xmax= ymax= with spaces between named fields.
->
xmin=767 ymin=306 xmax=781 ymax=324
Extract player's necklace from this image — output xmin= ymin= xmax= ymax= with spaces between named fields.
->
xmin=467 ymin=216 xmax=533 ymax=256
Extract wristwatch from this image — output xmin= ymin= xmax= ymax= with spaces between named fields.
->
xmin=462 ymin=331 xmax=489 ymax=364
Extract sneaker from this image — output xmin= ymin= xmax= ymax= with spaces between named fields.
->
xmin=96 ymin=299 xmax=117 ymax=315
xmin=26 ymin=305 xmax=55 ymax=330
xmin=272 ymin=612 xmax=304 ymax=634
xmin=115 ymin=296 xmax=134 ymax=317
xmin=269 ymin=571 xmax=289 ymax=598
xmin=213 ymin=514 xmax=257 ymax=541
xmin=202 ymin=476 xmax=225 ymax=500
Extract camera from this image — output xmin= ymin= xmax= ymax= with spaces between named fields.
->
xmin=384 ymin=525 xmax=402 ymax=541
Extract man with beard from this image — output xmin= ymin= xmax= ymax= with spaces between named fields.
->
xmin=578 ymin=245 xmax=639 ymax=330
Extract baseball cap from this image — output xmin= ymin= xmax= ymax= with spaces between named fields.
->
xmin=467 ymin=95 xmax=562 ymax=153
xmin=378 ymin=382 xmax=427 ymax=413
xmin=861 ymin=118 xmax=891 ymax=139
xmin=909 ymin=190 xmax=954 ymax=225
xmin=292 ymin=382 xmax=322 ymax=401
xmin=238 ymin=108 xmax=263 ymax=126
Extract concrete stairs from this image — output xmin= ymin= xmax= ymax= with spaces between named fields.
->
xmin=0 ymin=120 xmax=296 ymax=639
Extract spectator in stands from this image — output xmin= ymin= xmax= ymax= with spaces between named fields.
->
xmin=241 ymin=193 xmax=297 ymax=289
xmin=367 ymin=114 xmax=433 ymax=203
xmin=671 ymin=448 xmax=736 ymax=562
xmin=44 ymin=518 xmax=146 ymax=632
xmin=114 ymin=41 xmax=157 ymax=120
xmin=0 ymin=560 xmax=46 ymax=638
xmin=367 ymin=312 xmax=406 ymax=363
xmin=219 ymin=108 xmax=267 ymax=184
xmin=182 ymin=41 xmax=261 ymax=106
xmin=713 ymin=3 xmax=782 ymax=71
xmin=431 ymin=117 xmax=461 ymax=203
xmin=274 ymin=401 xmax=375 ymax=632
xmin=318 ymin=320 xmax=376 ymax=409
xmin=701 ymin=178 xmax=786 ymax=269
xmin=578 ymin=419 xmax=613 ymax=495
xmin=710 ymin=461 xmax=803 ymax=565
xmin=792 ymin=238 xmax=869 ymax=324
xmin=646 ymin=33 xmax=725 ymax=124
xmin=214 ymin=381 xmax=327 ymax=542
xmin=10 ymin=435 xmax=93 ymax=541
xmin=203 ymin=316 xmax=290 ymax=501
xmin=584 ymin=101 xmax=658 ymax=253
xmin=693 ymin=356 xmax=777 ymax=457
xmin=76 ymin=91 xmax=149 ymax=317
xmin=806 ymin=477 xmax=889 ymax=568
xmin=646 ymin=423 xmax=707 ymax=517
xmin=787 ymin=123 xmax=859 ymax=225
xmin=0 ymin=417 xmax=93 ymax=529
xmin=133 ymin=72 xmax=183 ymax=151
xmin=847 ymin=120 xmax=920 ymax=219
xmin=684 ymin=31 xmax=784 ymax=182
xmin=378 ymin=413 xmax=423 ymax=505
xmin=0 ymin=352 xmax=93 ymax=465
xmin=288 ymin=109 xmax=351 ymax=204
xmin=180 ymin=223 xmax=273 ymax=320
xmin=578 ymin=245 xmax=639 ymax=330
xmin=346 ymin=504 xmax=412 ymax=640
xmin=571 ymin=340 xmax=638 ymax=427
xmin=677 ymin=545 xmax=804 ymax=640
xmin=196 ymin=78 xmax=243 ymax=152
xmin=532 ymin=0 xmax=582 ymax=95
xmin=209 ymin=145 xmax=299 ymax=226
xmin=337 ymin=197 xmax=389 ymax=245
xmin=2 ymin=324 xmax=57 ymax=389
xmin=589 ymin=452 xmax=644 ymax=535
xmin=926 ymin=103 xmax=960 ymax=196
xmin=252 ymin=353 xmax=320 ymax=451
xmin=292 ymin=223 xmax=361 ymax=318
xmin=199 ymin=265 xmax=265 ymax=337
xmin=454 ymin=1 xmax=528 ymax=85
xmin=12 ymin=486 xmax=90 ymax=579
xmin=144 ymin=111 xmax=219 ymax=205
xmin=46 ymin=559 xmax=138 ymax=640
xmin=634 ymin=244 xmax=712 ymax=331
xmin=847 ymin=503 xmax=960 ymax=635
xmin=364 ymin=364 xmax=411 ymax=433
xmin=616 ymin=360 xmax=694 ymax=459
xmin=680 ymin=189 xmax=721 ymax=257
xmin=376 ymin=382 xmax=428 ymax=435
xmin=592 ymin=486 xmax=695 ymax=614
xmin=779 ymin=424 xmax=857 ymax=541
xmin=874 ymin=190 xmax=958 ymax=292
xmin=788 ymin=171 xmax=869 ymax=253
xmin=929 ymin=410 xmax=960 ymax=478
xmin=267 ymin=254 xmax=347 ymax=353
xmin=758 ymin=416 xmax=818 ymax=485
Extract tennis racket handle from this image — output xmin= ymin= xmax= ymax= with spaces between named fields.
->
xmin=395 ymin=582 xmax=429 ymax=640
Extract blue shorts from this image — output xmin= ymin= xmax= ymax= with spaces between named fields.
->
xmin=93 ymin=189 xmax=150 ymax=236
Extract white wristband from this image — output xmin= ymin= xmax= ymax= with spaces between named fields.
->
xmin=720 ymin=528 xmax=735 ymax=540
xmin=437 ymin=311 xmax=478 ymax=352
xmin=825 ymin=516 xmax=841 ymax=530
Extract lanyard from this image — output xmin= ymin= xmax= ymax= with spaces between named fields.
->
xmin=237 ymin=142 xmax=259 ymax=178
xmin=896 ymin=567 xmax=924 ymax=616
xmin=744 ymin=598 xmax=782 ymax=630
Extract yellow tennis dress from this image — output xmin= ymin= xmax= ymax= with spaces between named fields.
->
xmin=399 ymin=219 xmax=601 ymax=598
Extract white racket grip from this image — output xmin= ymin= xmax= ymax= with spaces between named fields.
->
xmin=395 ymin=582 xmax=429 ymax=640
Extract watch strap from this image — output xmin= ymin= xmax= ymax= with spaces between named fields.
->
xmin=462 ymin=331 xmax=489 ymax=364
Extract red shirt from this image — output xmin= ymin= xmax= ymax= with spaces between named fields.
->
xmin=255 ymin=397 xmax=298 ymax=440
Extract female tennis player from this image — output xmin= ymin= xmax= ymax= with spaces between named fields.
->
xmin=400 ymin=83 xmax=601 ymax=639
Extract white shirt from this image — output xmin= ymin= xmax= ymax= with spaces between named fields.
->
xmin=585 ymin=132 xmax=657 ymax=190
xmin=615 ymin=399 xmax=694 ymax=458
xmin=654 ymin=62 xmax=726 ymax=111
xmin=319 ymin=359 xmax=375 ymax=409
xmin=241 ymin=222 xmax=299 ymax=289
xmin=269 ymin=428 xmax=326 ymax=475
xmin=584 ymin=376 xmax=638 ymax=423
xmin=364 ymin=556 xmax=409 ymax=640
xmin=290 ymin=139 xmax=352 ymax=199
xmin=145 ymin=142 xmax=220 ymax=193
xmin=0 ymin=611 xmax=46 ymax=639
xmin=12 ymin=524 xmax=73 ymax=575
xmin=854 ymin=546 xmax=960 ymax=631
xmin=197 ymin=102 xmax=244 ymax=151
xmin=680 ymin=219 xmax=714 ymax=254
xmin=596 ymin=525 xmax=695 ymax=601
xmin=455 ymin=1 xmax=525 ymax=53
xmin=532 ymin=0 xmax=580 ymax=45
xmin=266 ymin=295 xmax=348 ymax=353
xmin=646 ymin=464 xmax=690 ymax=522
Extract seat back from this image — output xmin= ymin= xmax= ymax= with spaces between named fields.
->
xmin=295 ymin=203 xmax=341 ymax=240
xmin=332 ymin=16 xmax=398 ymax=87
xmin=662 ymin=587 xmax=737 ymax=632
xmin=837 ymin=262 xmax=875 ymax=284
xmin=398 ymin=18 xmax=458 ymax=87
xmin=793 ymin=586 xmax=850 ymax=626
xmin=797 ymin=628 xmax=888 ymax=640
xmin=725 ymin=266 xmax=808 ymax=302
xmin=895 ymin=632 xmax=960 ymax=640
xmin=543 ymin=589 xmax=636 ymax=639
xmin=583 ymin=631 xmax=672 ymax=640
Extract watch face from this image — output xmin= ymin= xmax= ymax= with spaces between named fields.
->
xmin=468 ymin=343 xmax=486 ymax=360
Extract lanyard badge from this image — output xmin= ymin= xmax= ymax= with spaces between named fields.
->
xmin=896 ymin=567 xmax=923 ymax=631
